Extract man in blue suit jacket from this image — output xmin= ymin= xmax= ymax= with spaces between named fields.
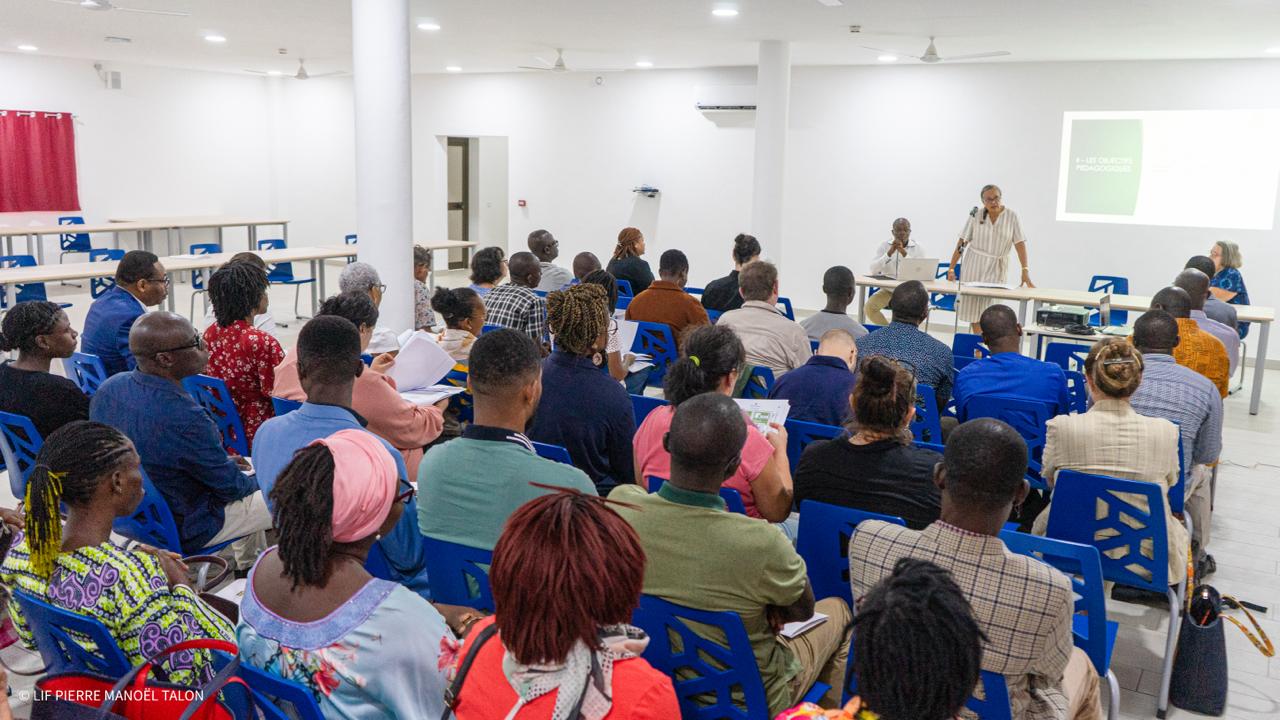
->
xmin=81 ymin=250 xmax=169 ymax=376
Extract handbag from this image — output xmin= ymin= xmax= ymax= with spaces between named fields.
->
xmin=1170 ymin=585 xmax=1274 ymax=715
xmin=32 ymin=638 xmax=250 ymax=720
xmin=441 ymin=623 xmax=591 ymax=720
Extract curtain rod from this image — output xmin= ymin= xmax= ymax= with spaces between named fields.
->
xmin=0 ymin=111 xmax=77 ymax=118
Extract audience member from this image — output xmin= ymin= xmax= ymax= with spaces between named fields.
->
xmin=484 ymin=251 xmax=549 ymax=345
xmin=1130 ymin=310 xmax=1222 ymax=578
xmin=239 ymin=430 xmax=452 ymax=717
xmin=1208 ymin=240 xmax=1250 ymax=338
xmin=339 ymin=262 xmax=400 ymax=353
xmin=273 ymin=292 xmax=445 ymax=475
xmin=530 ymin=284 xmax=636 ymax=493
xmin=633 ymin=325 xmax=793 ymax=523
xmin=612 ymin=394 xmax=851 ymax=714
xmin=800 ymin=266 xmax=867 ymax=342
xmin=203 ymin=260 xmax=284 ymax=447
xmin=850 ymin=558 xmax=983 ymax=720
xmin=1150 ymin=286 xmax=1229 ymax=397
xmin=252 ymin=316 xmax=431 ymax=592
xmin=1175 ymin=268 xmax=1240 ymax=376
xmin=449 ymin=490 xmax=679 ymax=718
xmin=701 ymin=233 xmax=760 ymax=313
xmin=90 ymin=312 xmax=270 ymax=565
xmin=606 ymin=227 xmax=655 ymax=295
xmin=412 ymin=244 xmax=436 ymax=330
xmin=1185 ymin=255 xmax=1237 ymax=331
xmin=0 ymin=301 xmax=88 ymax=439
xmin=469 ymin=246 xmax=507 ymax=297
xmin=430 ymin=286 xmax=485 ymax=362
xmin=81 ymin=250 xmax=168 ymax=376
xmin=851 ymin=418 xmax=1102 ymax=720
xmin=1 ymin=421 xmax=234 ymax=685
xmin=529 ymin=229 xmax=573 ymax=291
xmin=716 ymin=260 xmax=812 ymax=376
xmin=794 ymin=355 xmax=942 ymax=529
xmin=1034 ymin=339 xmax=1188 ymax=585
xmin=768 ymin=329 xmax=858 ymax=426
xmin=865 ymin=218 xmax=924 ymax=325
xmin=953 ymin=304 xmax=1071 ymax=426
xmin=582 ymin=269 xmax=646 ymax=392
xmin=572 ymin=251 xmax=602 ymax=281
xmin=418 ymin=329 xmax=596 ymax=551
xmin=624 ymin=249 xmax=710 ymax=338
xmin=200 ymin=253 xmax=279 ymax=338
xmin=855 ymin=280 xmax=954 ymax=413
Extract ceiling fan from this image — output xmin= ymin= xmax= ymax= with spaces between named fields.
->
xmin=862 ymin=36 xmax=1010 ymax=63
xmin=47 ymin=0 xmax=190 ymax=16
xmin=519 ymin=48 xmax=573 ymax=73
xmin=244 ymin=59 xmax=345 ymax=80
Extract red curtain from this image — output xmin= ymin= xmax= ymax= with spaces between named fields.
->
xmin=0 ymin=110 xmax=81 ymax=212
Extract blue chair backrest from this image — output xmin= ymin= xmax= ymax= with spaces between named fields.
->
xmin=271 ymin=397 xmax=302 ymax=416
xmin=842 ymin=650 xmax=1010 ymax=720
xmin=1043 ymin=342 xmax=1090 ymax=374
xmin=88 ymin=248 xmax=124 ymax=298
xmin=616 ymin=279 xmax=634 ymax=297
xmin=1045 ymin=470 xmax=1171 ymax=592
xmin=706 ymin=309 xmax=722 ymax=323
xmin=1087 ymin=275 xmax=1130 ymax=326
xmin=952 ymin=333 xmax=990 ymax=359
xmin=797 ymin=500 xmax=906 ymax=607
xmin=784 ymin=419 xmax=843 ymax=472
xmin=632 ymin=594 xmax=771 ymax=719
xmin=442 ymin=366 xmax=474 ymax=423
xmin=809 ymin=339 xmax=819 ymax=353
xmin=647 ymin=477 xmax=746 ymax=515
xmin=182 ymin=374 xmax=250 ymax=456
xmin=0 ymin=255 xmax=47 ymax=305
xmin=533 ymin=441 xmax=573 ymax=465
xmin=930 ymin=262 xmax=959 ymax=311
xmin=421 ymin=537 xmax=494 ymax=611
xmin=62 ymin=352 xmax=109 ymax=397
xmin=1064 ymin=370 xmax=1089 ymax=414
xmin=683 ymin=286 xmax=704 ymax=295
xmin=257 ymin=238 xmax=297 ymax=282
xmin=112 ymin=467 xmax=184 ymax=553
xmin=959 ymin=395 xmax=1053 ymax=455
xmin=999 ymin=530 xmax=1113 ymax=676
xmin=344 ymin=233 xmax=357 ymax=246
xmin=863 ymin=323 xmax=881 ymax=333
xmin=632 ymin=321 xmax=678 ymax=386
xmin=777 ymin=296 xmax=795 ymax=320
xmin=0 ymin=410 xmax=43 ymax=499
xmin=910 ymin=385 xmax=943 ymax=443
xmin=58 ymin=216 xmax=92 ymax=252
xmin=954 ymin=353 xmax=982 ymax=371
xmin=13 ymin=590 xmax=132 ymax=677
xmin=235 ymin=660 xmax=326 ymax=720
xmin=189 ymin=242 xmax=222 ymax=291
xmin=631 ymin=394 xmax=669 ymax=427
xmin=616 ymin=295 xmax=632 ymax=311
xmin=481 ymin=323 xmax=502 ymax=334
xmin=740 ymin=365 xmax=775 ymax=400
xmin=1169 ymin=435 xmax=1186 ymax=515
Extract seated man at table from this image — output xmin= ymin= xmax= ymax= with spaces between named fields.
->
xmin=953 ymin=304 xmax=1071 ymax=424
xmin=1175 ymin=268 xmax=1240 ymax=377
xmin=252 ymin=315 xmax=430 ymax=593
xmin=716 ymin=260 xmax=812 ymax=376
xmin=855 ymin=280 xmax=954 ymax=414
xmin=417 ymin=329 xmax=596 ymax=551
xmin=611 ymin=393 xmax=852 ymax=715
xmin=625 ymin=249 xmax=710 ymax=340
xmin=1150 ymin=286 xmax=1229 ymax=398
xmin=81 ymin=250 xmax=169 ymax=376
xmin=799 ymin=266 xmax=868 ymax=343
xmin=1185 ymin=256 xmax=1238 ymax=331
xmin=768 ymin=329 xmax=859 ymax=426
xmin=89 ymin=312 xmax=271 ymax=568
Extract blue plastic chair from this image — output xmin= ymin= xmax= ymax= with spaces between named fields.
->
xmin=182 ymin=374 xmax=250 ymax=456
xmin=809 ymin=339 xmax=819 ymax=353
xmin=257 ymin=238 xmax=314 ymax=318
xmin=271 ymin=397 xmax=302 ymax=416
xmin=0 ymin=255 xmax=71 ymax=309
xmin=533 ymin=441 xmax=573 ymax=465
xmin=631 ymin=394 xmax=669 ymax=427
xmin=1046 ymin=470 xmax=1184 ymax=718
xmin=784 ymin=419 xmax=843 ymax=472
xmin=62 ymin=352 xmax=109 ymax=397
xmin=442 ymin=366 xmax=474 ymax=423
xmin=952 ymin=333 xmax=990 ymax=359
xmin=633 ymin=594 xmax=828 ymax=719
xmin=777 ymin=296 xmax=795 ymax=320
xmin=1044 ymin=342 xmax=1091 ymax=373
xmin=0 ymin=410 xmax=43 ymax=499
xmin=1064 ymin=370 xmax=1089 ymax=414
xmin=683 ymin=286 xmax=704 ymax=296
xmin=616 ymin=295 xmax=632 ymax=311
xmin=12 ymin=590 xmax=132 ymax=677
xmin=421 ymin=537 xmax=494 ymax=611
xmin=343 ymin=233 xmax=358 ymax=262
xmin=909 ymin=385 xmax=943 ymax=443
xmin=233 ymin=661 xmax=326 ymax=720
xmin=1088 ymin=275 xmax=1129 ymax=326
xmin=481 ymin=323 xmax=502 ymax=334
xmin=58 ymin=216 xmax=93 ymax=264
xmin=797 ymin=500 xmax=906 ymax=607
xmin=616 ymin=279 xmax=634 ymax=297
xmin=1000 ymin=531 xmax=1121 ymax=720
xmin=632 ymin=321 xmax=678 ymax=387
xmin=88 ymin=248 xmax=124 ymax=299
xmin=863 ymin=323 xmax=881 ymax=333
xmin=953 ymin=353 xmax=982 ymax=371
xmin=706 ymin=309 xmax=722 ymax=323
xmin=187 ymin=242 xmax=222 ymax=320
xmin=647 ymin=476 xmax=747 ymax=515
xmin=842 ymin=652 xmax=1010 ymax=720
xmin=959 ymin=395 xmax=1053 ymax=458
xmin=930 ymin=262 xmax=960 ymax=316
xmin=739 ymin=365 xmax=775 ymax=400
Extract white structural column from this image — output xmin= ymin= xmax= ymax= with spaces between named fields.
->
xmin=351 ymin=0 xmax=414 ymax=331
xmin=751 ymin=40 xmax=791 ymax=264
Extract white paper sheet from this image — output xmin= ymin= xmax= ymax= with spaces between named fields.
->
xmin=962 ymin=281 xmax=1012 ymax=289
xmin=213 ymin=578 xmax=247 ymax=603
xmin=385 ymin=331 xmax=457 ymax=392
xmin=734 ymin=398 xmax=790 ymax=434
xmin=617 ymin=319 xmax=642 ymax=354
xmin=628 ymin=352 xmax=654 ymax=373
xmin=780 ymin=612 xmax=828 ymax=639
xmin=399 ymin=385 xmax=467 ymax=406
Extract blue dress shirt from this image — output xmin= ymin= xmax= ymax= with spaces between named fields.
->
xmin=855 ymin=321 xmax=955 ymax=410
xmin=81 ymin=286 xmax=146 ymax=376
xmin=768 ymin=354 xmax=857 ymax=426
xmin=952 ymin=352 xmax=1072 ymax=421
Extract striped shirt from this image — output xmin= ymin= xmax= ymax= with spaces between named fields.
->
xmin=956 ymin=207 xmax=1026 ymax=323
xmin=1130 ymin=354 xmax=1223 ymax=476
xmin=1172 ymin=318 xmax=1230 ymax=398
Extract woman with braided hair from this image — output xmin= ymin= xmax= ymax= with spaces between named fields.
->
xmin=529 ymin=283 xmax=637 ymax=493
xmin=605 ymin=227 xmax=654 ymax=295
xmin=0 ymin=421 xmax=234 ymax=684
xmin=204 ymin=260 xmax=285 ymax=446
xmin=0 ymin=300 xmax=88 ymax=439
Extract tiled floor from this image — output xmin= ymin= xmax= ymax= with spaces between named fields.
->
xmin=3 ymin=263 xmax=1277 ymax=718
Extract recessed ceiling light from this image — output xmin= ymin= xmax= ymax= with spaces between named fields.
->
xmin=204 ymin=34 xmax=227 ymax=44
xmin=417 ymin=21 xmax=441 ymax=31
xmin=445 ymin=65 xmax=462 ymax=72
xmin=17 ymin=44 xmax=38 ymax=52
xmin=712 ymin=7 xmax=739 ymax=18
xmin=877 ymin=54 xmax=898 ymax=63
xmin=635 ymin=60 xmax=654 ymax=68
xmin=816 ymin=0 xmax=844 ymax=5
xmin=1267 ymin=46 xmax=1280 ymax=54
xmin=267 ymin=70 xmax=284 ymax=76
xmin=81 ymin=0 xmax=103 ymax=7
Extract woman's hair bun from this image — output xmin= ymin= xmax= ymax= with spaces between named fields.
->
xmin=861 ymin=356 xmax=897 ymax=395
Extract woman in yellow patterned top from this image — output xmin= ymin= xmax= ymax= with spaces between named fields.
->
xmin=0 ymin=421 xmax=234 ymax=683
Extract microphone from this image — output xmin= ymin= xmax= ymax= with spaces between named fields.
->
xmin=970 ymin=206 xmax=979 ymax=217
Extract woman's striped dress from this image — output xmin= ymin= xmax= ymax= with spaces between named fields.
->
xmin=955 ymin=207 xmax=1026 ymax=324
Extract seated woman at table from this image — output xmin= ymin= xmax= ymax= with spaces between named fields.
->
xmin=201 ymin=252 xmax=279 ymax=338
xmin=1 ymin=421 xmax=234 ymax=684
xmin=430 ymin=286 xmax=486 ymax=363
xmin=0 ymin=300 xmax=89 ymax=440
xmin=1209 ymin=240 xmax=1251 ymax=339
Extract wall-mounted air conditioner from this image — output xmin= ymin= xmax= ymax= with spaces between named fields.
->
xmin=694 ymin=85 xmax=756 ymax=112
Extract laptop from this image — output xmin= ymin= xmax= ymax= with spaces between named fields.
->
xmin=892 ymin=257 xmax=940 ymax=282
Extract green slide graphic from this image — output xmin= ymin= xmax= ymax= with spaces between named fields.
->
xmin=1064 ymin=119 xmax=1143 ymax=215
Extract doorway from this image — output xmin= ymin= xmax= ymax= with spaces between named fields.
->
xmin=445 ymin=137 xmax=470 ymax=269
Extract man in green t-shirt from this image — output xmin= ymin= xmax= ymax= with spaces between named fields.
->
xmin=610 ymin=393 xmax=851 ymax=714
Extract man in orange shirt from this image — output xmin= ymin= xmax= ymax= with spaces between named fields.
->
xmin=1150 ymin=286 xmax=1229 ymax=397
xmin=624 ymin=249 xmax=710 ymax=342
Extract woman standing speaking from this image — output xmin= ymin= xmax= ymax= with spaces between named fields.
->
xmin=946 ymin=184 xmax=1034 ymax=333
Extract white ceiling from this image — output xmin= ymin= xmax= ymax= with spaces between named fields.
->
xmin=4 ymin=0 xmax=1280 ymax=77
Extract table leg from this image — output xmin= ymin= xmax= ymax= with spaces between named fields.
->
xmin=165 ymin=228 xmax=173 ymax=257
xmin=249 ymin=225 xmax=258 ymax=251
xmin=857 ymin=285 xmax=867 ymax=323
xmin=282 ymin=223 xmax=289 ymax=245
xmin=112 ymin=232 xmax=120 ymax=251
xmin=34 ymin=233 xmax=45 ymax=264
xmin=165 ymin=280 xmax=176 ymax=313
xmin=309 ymin=259 xmax=319 ymax=315
xmin=318 ymin=257 xmax=327 ymax=299
xmin=1249 ymin=321 xmax=1269 ymax=415
xmin=3 ymin=237 xmax=10 ymax=256
xmin=3 ymin=282 xmax=15 ymax=309
xmin=217 ymin=226 xmax=224 ymax=251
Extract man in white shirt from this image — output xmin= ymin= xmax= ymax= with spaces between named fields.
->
xmin=529 ymin=229 xmax=574 ymax=292
xmin=866 ymin=217 xmax=924 ymax=325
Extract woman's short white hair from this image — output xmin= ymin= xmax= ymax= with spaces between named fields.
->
xmin=1214 ymin=241 xmax=1243 ymax=269
xmin=339 ymin=262 xmax=382 ymax=293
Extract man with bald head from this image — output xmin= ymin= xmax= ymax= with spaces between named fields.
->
xmin=953 ymin=304 xmax=1071 ymax=425
xmin=1175 ymin=268 xmax=1240 ymax=376
xmin=768 ymin=328 xmax=859 ymax=425
xmin=866 ymin=217 xmax=925 ymax=325
xmin=1151 ymin=286 xmax=1229 ymax=397
xmin=529 ymin=229 xmax=573 ymax=291
xmin=90 ymin=312 xmax=271 ymax=566
xmin=483 ymin=251 xmax=549 ymax=346
xmin=572 ymin=251 xmax=602 ymax=281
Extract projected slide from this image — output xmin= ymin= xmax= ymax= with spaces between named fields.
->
xmin=1056 ymin=110 xmax=1280 ymax=230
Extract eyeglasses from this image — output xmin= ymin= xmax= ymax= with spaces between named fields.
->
xmin=148 ymin=335 xmax=203 ymax=355
xmin=395 ymin=478 xmax=416 ymax=505
xmin=374 ymin=283 xmax=387 ymax=294
xmin=145 ymin=274 xmax=172 ymax=286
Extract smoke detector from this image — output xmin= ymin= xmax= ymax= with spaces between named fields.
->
xmin=848 ymin=25 xmax=862 ymax=33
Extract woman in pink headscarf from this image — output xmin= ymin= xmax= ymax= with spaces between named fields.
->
xmin=236 ymin=429 xmax=460 ymax=717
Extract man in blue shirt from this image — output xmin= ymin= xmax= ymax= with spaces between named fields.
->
xmin=81 ymin=251 xmax=169 ymax=376
xmin=769 ymin=328 xmax=858 ymax=426
xmin=253 ymin=315 xmax=431 ymax=595
xmin=952 ymin=305 xmax=1071 ymax=429
xmin=855 ymin=281 xmax=954 ymax=412
xmin=90 ymin=312 xmax=270 ymax=567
